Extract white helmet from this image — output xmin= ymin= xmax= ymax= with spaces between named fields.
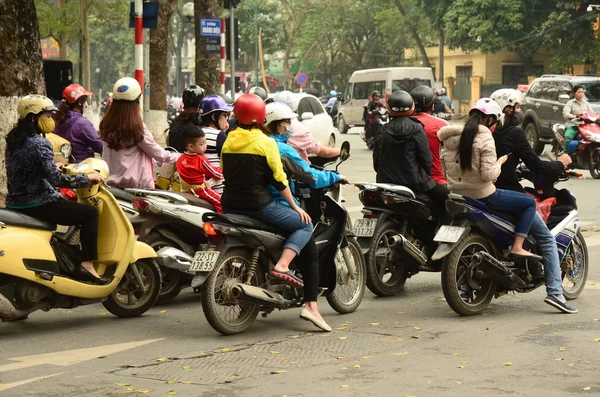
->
xmin=113 ymin=77 xmax=142 ymax=101
xmin=265 ymin=102 xmax=297 ymax=125
xmin=273 ymin=90 xmax=297 ymax=111
xmin=470 ymin=98 xmax=503 ymax=120
xmin=490 ymin=89 xmax=523 ymax=113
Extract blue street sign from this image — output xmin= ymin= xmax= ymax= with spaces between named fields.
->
xmin=205 ymin=37 xmax=221 ymax=54
xmin=295 ymin=72 xmax=308 ymax=86
xmin=200 ymin=19 xmax=221 ymax=37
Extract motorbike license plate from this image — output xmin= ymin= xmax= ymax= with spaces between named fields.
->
xmin=354 ymin=218 xmax=377 ymax=237
xmin=434 ymin=225 xmax=466 ymax=243
xmin=189 ymin=251 xmax=219 ymax=272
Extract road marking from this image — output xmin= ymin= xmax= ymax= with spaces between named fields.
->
xmin=0 ymin=338 xmax=163 ymax=373
xmin=0 ymin=373 xmax=63 ymax=393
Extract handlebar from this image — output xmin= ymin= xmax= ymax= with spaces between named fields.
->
xmin=565 ymin=169 xmax=584 ymax=179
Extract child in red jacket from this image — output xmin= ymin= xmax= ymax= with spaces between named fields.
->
xmin=176 ymin=127 xmax=224 ymax=213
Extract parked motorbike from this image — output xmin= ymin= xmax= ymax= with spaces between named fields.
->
xmin=185 ymin=142 xmax=366 ymax=335
xmin=355 ymin=183 xmax=442 ymax=296
xmin=0 ymin=158 xmax=162 ymax=321
xmin=360 ymin=106 xmax=389 ymax=150
xmin=552 ymin=109 xmax=600 ymax=179
xmin=434 ymin=167 xmax=588 ymax=316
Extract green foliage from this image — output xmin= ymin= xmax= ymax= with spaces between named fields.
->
xmin=35 ymin=0 xmax=79 ymax=41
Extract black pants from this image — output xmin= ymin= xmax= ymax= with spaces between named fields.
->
xmin=294 ymin=238 xmax=319 ymax=302
xmin=19 ymin=200 xmax=99 ymax=261
xmin=426 ymin=183 xmax=451 ymax=224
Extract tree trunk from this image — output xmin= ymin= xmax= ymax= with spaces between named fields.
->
xmin=150 ymin=0 xmax=178 ymax=110
xmin=438 ymin=30 xmax=444 ymax=82
xmin=194 ymin=0 xmax=221 ymax=94
xmin=0 ymin=0 xmax=46 ymax=205
xmin=58 ymin=0 xmax=68 ymax=59
xmin=81 ymin=0 xmax=91 ymax=89
xmin=393 ymin=0 xmax=431 ymax=68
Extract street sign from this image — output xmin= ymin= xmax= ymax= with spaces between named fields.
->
xmin=128 ymin=2 xmax=159 ymax=29
xmin=205 ymin=37 xmax=220 ymax=54
xmin=295 ymin=72 xmax=308 ymax=86
xmin=200 ymin=19 xmax=221 ymax=37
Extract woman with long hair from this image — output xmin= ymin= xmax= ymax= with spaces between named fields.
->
xmin=100 ymin=77 xmax=179 ymax=189
xmin=438 ymin=98 xmax=540 ymax=259
xmin=54 ymin=84 xmax=103 ymax=163
xmin=6 ymin=95 xmax=106 ymax=284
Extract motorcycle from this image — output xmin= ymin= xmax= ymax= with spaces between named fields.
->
xmin=0 ymin=158 xmax=162 ymax=321
xmin=354 ymin=183 xmax=442 ymax=296
xmin=188 ymin=142 xmax=366 ymax=335
xmin=434 ymin=167 xmax=588 ymax=316
xmin=552 ymin=109 xmax=600 ymax=179
xmin=360 ymin=106 xmax=389 ymax=150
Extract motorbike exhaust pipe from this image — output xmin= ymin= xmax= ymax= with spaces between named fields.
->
xmin=471 ymin=252 xmax=527 ymax=289
xmin=388 ymin=235 xmax=429 ymax=268
xmin=156 ymin=247 xmax=194 ymax=272
xmin=0 ymin=292 xmax=36 ymax=321
xmin=231 ymin=283 xmax=290 ymax=308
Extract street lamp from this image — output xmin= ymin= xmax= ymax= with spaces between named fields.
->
xmin=183 ymin=2 xmax=194 ymax=20
xmin=174 ymin=3 xmax=195 ymax=96
xmin=588 ymin=4 xmax=600 ymax=12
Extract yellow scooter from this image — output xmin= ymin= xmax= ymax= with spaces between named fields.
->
xmin=0 ymin=158 xmax=162 ymax=321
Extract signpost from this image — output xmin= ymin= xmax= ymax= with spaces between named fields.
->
xmin=295 ymin=72 xmax=308 ymax=92
xmin=200 ymin=18 xmax=221 ymax=37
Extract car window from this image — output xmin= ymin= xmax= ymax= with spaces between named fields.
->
xmin=580 ymin=83 xmax=600 ymax=102
xmin=558 ymin=81 xmax=572 ymax=98
xmin=297 ymin=97 xmax=324 ymax=116
xmin=352 ymin=81 xmax=385 ymax=100
xmin=541 ymin=81 xmax=559 ymax=101
xmin=392 ymin=79 xmax=431 ymax=93
xmin=344 ymin=83 xmax=353 ymax=101
xmin=527 ymin=81 xmax=542 ymax=99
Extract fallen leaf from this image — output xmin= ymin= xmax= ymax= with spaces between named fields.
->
xmin=233 ymin=372 xmax=241 ymax=376
xmin=160 ymin=310 xmax=168 ymax=314
xmin=156 ymin=358 xmax=168 ymax=362
xmin=486 ymin=321 xmax=495 ymax=324
xmin=115 ymin=383 xmax=130 ymax=387
xmin=179 ymin=381 xmax=193 ymax=385
xmin=271 ymin=351 xmax=281 ymax=354
xmin=391 ymin=352 xmax=409 ymax=356
xmin=336 ymin=356 xmax=344 ymax=360
xmin=481 ymin=364 xmax=492 ymax=368
xmin=593 ymin=319 xmax=599 ymax=322
xmin=583 ymin=387 xmax=591 ymax=391
xmin=456 ymin=381 xmax=464 ymax=385
xmin=353 ymin=364 xmax=360 ymax=368
xmin=568 ymin=363 xmax=575 ymax=366
xmin=559 ymin=347 xmax=566 ymax=352
xmin=541 ymin=322 xmax=551 ymax=326
xmin=503 ymin=362 xmax=512 ymax=367
xmin=452 ymin=353 xmax=459 ymax=357
xmin=341 ymin=367 xmax=348 ymax=370
xmin=411 ymin=335 xmax=420 ymax=339
xmin=393 ymin=321 xmax=401 ymax=325
xmin=338 ymin=336 xmax=348 ymax=340
xmin=457 ymin=365 xmax=466 ymax=369
xmin=135 ymin=390 xmax=152 ymax=394
xmin=97 ymin=311 xmax=109 ymax=315
xmin=593 ymin=338 xmax=600 ymax=342
xmin=220 ymin=347 xmax=236 ymax=352
xmin=361 ymin=356 xmax=373 ymax=359
xmin=413 ymin=327 xmax=421 ymax=330
xmin=462 ymin=361 xmax=469 ymax=364
xmin=336 ymin=326 xmax=348 ymax=330
xmin=554 ymin=358 xmax=564 ymax=361
xmin=180 ymin=365 xmax=192 ymax=371
xmin=168 ymin=392 xmax=177 ymax=396
xmin=340 ymin=385 xmax=349 ymax=388
xmin=165 ymin=381 xmax=177 ymax=384
xmin=369 ymin=322 xmax=380 ymax=326
xmin=271 ymin=370 xmax=288 ymax=374
xmin=397 ymin=311 xmax=406 ymax=314
xmin=290 ymin=335 xmax=300 ymax=339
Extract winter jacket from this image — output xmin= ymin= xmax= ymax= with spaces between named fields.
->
xmin=563 ymin=98 xmax=591 ymax=121
xmin=54 ymin=110 xmax=103 ymax=163
xmin=6 ymin=133 xmax=88 ymax=208
xmin=493 ymin=124 xmax=565 ymax=193
xmin=268 ymin=133 xmax=341 ymax=206
xmin=438 ymin=125 xmax=501 ymax=199
xmin=220 ymin=126 xmax=288 ymax=211
xmin=102 ymin=125 xmax=179 ymax=189
xmin=168 ymin=114 xmax=198 ymax=153
xmin=373 ymin=116 xmax=436 ymax=192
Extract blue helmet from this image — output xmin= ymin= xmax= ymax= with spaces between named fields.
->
xmin=330 ymin=90 xmax=337 ymax=97
xmin=200 ymin=95 xmax=234 ymax=115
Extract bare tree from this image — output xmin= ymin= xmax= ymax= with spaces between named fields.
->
xmin=194 ymin=0 xmax=221 ymax=93
xmin=150 ymin=0 xmax=178 ymax=110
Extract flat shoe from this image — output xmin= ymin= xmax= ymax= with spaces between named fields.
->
xmin=299 ymin=308 xmax=331 ymax=332
xmin=76 ymin=266 xmax=110 ymax=285
xmin=509 ymin=253 xmax=543 ymax=261
xmin=269 ymin=269 xmax=304 ymax=288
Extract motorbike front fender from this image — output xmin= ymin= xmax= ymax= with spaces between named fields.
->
xmin=130 ymin=241 xmax=157 ymax=263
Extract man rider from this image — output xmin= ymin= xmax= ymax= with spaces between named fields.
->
xmin=363 ymin=90 xmax=383 ymax=140
xmin=168 ymin=85 xmax=205 ymax=152
xmin=490 ymin=88 xmax=577 ymax=314
xmin=324 ymin=90 xmax=338 ymax=115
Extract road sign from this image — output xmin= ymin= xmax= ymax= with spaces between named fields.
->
xmin=205 ymin=37 xmax=220 ymax=54
xmin=200 ymin=19 xmax=221 ymax=37
xmin=295 ymin=72 xmax=308 ymax=86
xmin=128 ymin=2 xmax=159 ymax=29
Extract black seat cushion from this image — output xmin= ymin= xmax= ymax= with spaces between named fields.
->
xmin=203 ymin=213 xmax=284 ymax=234
xmin=107 ymin=186 xmax=135 ymax=202
xmin=0 ymin=209 xmax=56 ymax=231
xmin=177 ymin=192 xmax=216 ymax=210
xmin=489 ymin=209 xmax=517 ymax=226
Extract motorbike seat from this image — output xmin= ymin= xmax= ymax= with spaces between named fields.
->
xmin=0 ymin=209 xmax=56 ymax=231
xmin=203 ymin=213 xmax=285 ymax=234
xmin=107 ymin=186 xmax=135 ymax=202
xmin=176 ymin=192 xmax=216 ymax=210
xmin=488 ymin=209 xmax=517 ymax=226
xmin=415 ymin=193 xmax=436 ymax=206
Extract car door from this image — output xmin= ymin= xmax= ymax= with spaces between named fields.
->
xmin=535 ymin=81 xmax=554 ymax=135
xmin=298 ymin=96 xmax=335 ymax=147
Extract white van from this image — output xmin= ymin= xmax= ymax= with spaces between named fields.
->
xmin=337 ymin=67 xmax=436 ymax=133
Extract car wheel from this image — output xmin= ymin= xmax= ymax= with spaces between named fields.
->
xmin=524 ymin=122 xmax=545 ymax=155
xmin=338 ymin=115 xmax=349 ymax=134
xmin=328 ymin=133 xmax=336 ymax=148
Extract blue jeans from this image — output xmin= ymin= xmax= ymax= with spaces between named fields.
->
xmin=480 ymin=189 xmax=537 ymax=237
xmin=529 ymin=213 xmax=562 ymax=296
xmin=224 ymin=200 xmax=313 ymax=254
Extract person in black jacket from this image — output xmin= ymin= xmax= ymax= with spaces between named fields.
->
xmin=490 ymin=88 xmax=577 ymax=314
xmin=373 ymin=90 xmax=449 ymax=215
xmin=168 ymin=85 xmax=205 ymax=152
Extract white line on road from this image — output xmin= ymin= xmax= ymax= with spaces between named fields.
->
xmin=0 ymin=373 xmax=63 ymax=393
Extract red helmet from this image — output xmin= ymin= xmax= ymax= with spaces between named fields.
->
xmin=62 ymin=84 xmax=93 ymax=105
xmin=234 ymin=94 xmax=266 ymax=125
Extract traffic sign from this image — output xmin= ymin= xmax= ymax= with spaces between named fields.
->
xmin=205 ymin=37 xmax=220 ymax=54
xmin=200 ymin=19 xmax=221 ymax=37
xmin=295 ymin=72 xmax=308 ymax=86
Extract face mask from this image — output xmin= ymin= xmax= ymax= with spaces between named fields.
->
xmin=513 ymin=111 xmax=524 ymax=125
xmin=37 ymin=117 xmax=55 ymax=134
xmin=283 ymin=128 xmax=293 ymax=139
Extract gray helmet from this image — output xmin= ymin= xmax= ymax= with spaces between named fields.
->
xmin=249 ymin=86 xmax=268 ymax=102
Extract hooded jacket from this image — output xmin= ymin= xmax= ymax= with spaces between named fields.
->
xmin=54 ymin=110 xmax=103 ymax=163
xmin=373 ymin=116 xmax=436 ymax=192
xmin=221 ymin=127 xmax=288 ymax=210
xmin=437 ymin=125 xmax=501 ymax=199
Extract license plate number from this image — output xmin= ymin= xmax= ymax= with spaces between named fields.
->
xmin=189 ymin=251 xmax=219 ymax=272
xmin=434 ymin=226 xmax=466 ymax=243
xmin=354 ymin=218 xmax=377 ymax=237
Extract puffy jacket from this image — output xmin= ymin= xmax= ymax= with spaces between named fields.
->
xmin=373 ymin=116 xmax=436 ymax=192
xmin=168 ymin=113 xmax=198 ymax=153
xmin=268 ymin=133 xmax=341 ymax=206
xmin=438 ymin=125 xmax=501 ymax=199
xmin=54 ymin=110 xmax=103 ymax=163
xmin=493 ymin=124 xmax=565 ymax=193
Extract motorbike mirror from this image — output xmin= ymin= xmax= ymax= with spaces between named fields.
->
xmin=558 ymin=94 xmax=570 ymax=103
xmin=340 ymin=141 xmax=351 ymax=162
xmin=301 ymin=112 xmax=314 ymax=120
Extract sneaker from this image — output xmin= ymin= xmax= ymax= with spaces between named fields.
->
xmin=544 ymin=295 xmax=578 ymax=314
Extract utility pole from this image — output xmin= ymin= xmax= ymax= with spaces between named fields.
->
xmin=229 ymin=3 xmax=236 ymax=96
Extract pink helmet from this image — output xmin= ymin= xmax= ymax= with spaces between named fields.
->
xmin=470 ymin=98 xmax=503 ymax=120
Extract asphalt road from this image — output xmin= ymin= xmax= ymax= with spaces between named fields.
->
xmin=1 ymin=128 xmax=599 ymax=397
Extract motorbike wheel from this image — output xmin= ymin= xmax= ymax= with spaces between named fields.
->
xmin=589 ymin=152 xmax=600 ymax=179
xmin=338 ymin=115 xmax=349 ymax=134
xmin=103 ymin=259 xmax=162 ymax=318
xmin=327 ymin=237 xmax=367 ymax=314
xmin=146 ymin=231 xmax=184 ymax=305
xmin=201 ymin=247 xmax=263 ymax=335
xmin=366 ymin=221 xmax=408 ymax=297
xmin=562 ymin=231 xmax=589 ymax=300
xmin=441 ymin=232 xmax=496 ymax=316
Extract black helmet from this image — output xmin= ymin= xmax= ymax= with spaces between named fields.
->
xmin=372 ymin=90 xmax=381 ymax=97
xmin=386 ymin=90 xmax=414 ymax=117
xmin=249 ymin=86 xmax=268 ymax=102
xmin=182 ymin=85 xmax=205 ymax=108
xmin=410 ymin=86 xmax=435 ymax=113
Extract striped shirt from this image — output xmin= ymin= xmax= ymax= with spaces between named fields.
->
xmin=203 ymin=127 xmax=224 ymax=194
